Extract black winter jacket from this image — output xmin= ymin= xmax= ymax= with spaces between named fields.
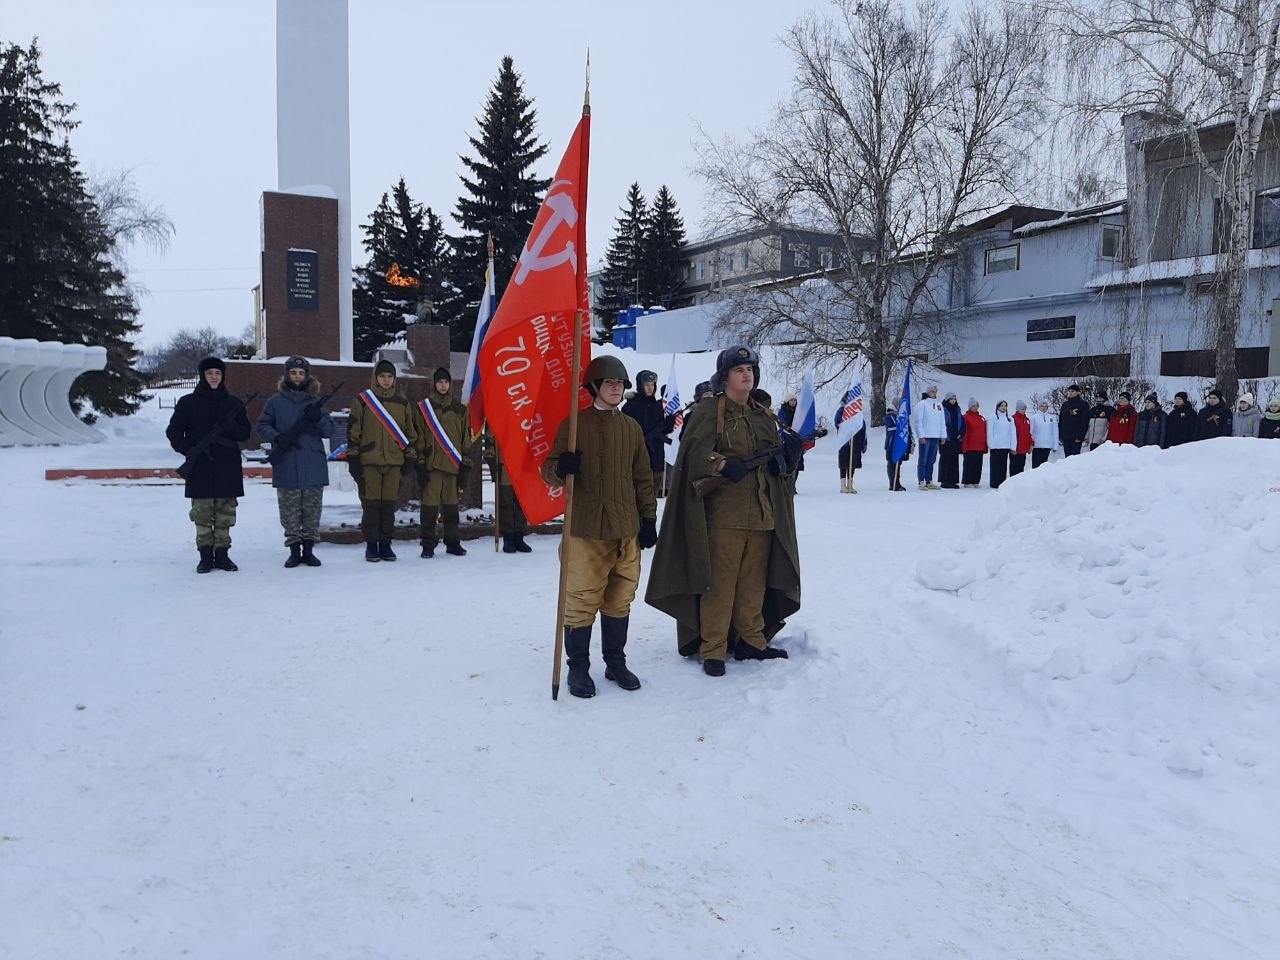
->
xmin=622 ymin=393 xmax=667 ymax=472
xmin=1260 ymin=415 xmax=1280 ymax=440
xmin=1196 ymin=403 xmax=1232 ymax=440
xmin=166 ymin=381 xmax=251 ymax=499
xmin=1133 ymin=408 xmax=1166 ymax=448
xmin=1165 ymin=404 xmax=1198 ymax=446
xmin=1058 ymin=396 xmax=1090 ymax=444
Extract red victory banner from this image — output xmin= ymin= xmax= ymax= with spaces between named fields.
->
xmin=478 ymin=104 xmax=591 ymax=526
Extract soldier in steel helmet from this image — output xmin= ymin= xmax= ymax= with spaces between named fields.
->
xmin=541 ymin=354 xmax=658 ymax=699
xmin=645 ymin=345 xmax=802 ymax=677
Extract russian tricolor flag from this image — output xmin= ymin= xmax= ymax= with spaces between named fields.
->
xmin=462 ymin=250 xmax=497 ymax=438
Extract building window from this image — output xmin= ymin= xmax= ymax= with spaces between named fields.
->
xmin=1253 ymin=192 xmax=1280 ymax=248
xmin=1026 ymin=316 xmax=1076 ymax=342
xmin=741 ymin=246 xmax=750 ymax=271
xmin=818 ymin=246 xmax=833 ymax=268
xmin=696 ymin=259 xmax=705 ymax=280
xmin=985 ymin=244 xmax=1019 ymax=274
xmin=1100 ymin=225 xmax=1123 ymax=260
xmin=789 ymin=242 xmax=811 ymax=268
xmin=725 ymin=251 xmax=735 ymax=272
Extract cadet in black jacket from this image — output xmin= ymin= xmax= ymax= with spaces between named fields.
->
xmin=621 ymin=370 xmax=667 ymax=495
xmin=1197 ymin=388 xmax=1233 ymax=439
xmin=1058 ymin=384 xmax=1090 ymax=456
xmin=166 ymin=357 xmax=252 ymax=573
xmin=1165 ymin=392 xmax=1198 ymax=447
xmin=1133 ymin=393 xmax=1166 ymax=448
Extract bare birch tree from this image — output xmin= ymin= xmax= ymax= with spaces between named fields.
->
xmin=695 ymin=0 xmax=1048 ymax=421
xmin=1046 ymin=0 xmax=1280 ymax=398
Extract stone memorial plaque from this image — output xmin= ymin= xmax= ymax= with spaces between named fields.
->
xmin=286 ymin=248 xmax=320 ymax=310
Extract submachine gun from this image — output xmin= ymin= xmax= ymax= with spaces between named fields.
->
xmin=691 ymin=443 xmax=785 ymax=499
xmin=266 ymin=382 xmax=345 ymax=465
xmin=176 ymin=392 xmax=260 ymax=481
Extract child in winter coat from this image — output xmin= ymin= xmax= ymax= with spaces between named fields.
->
xmin=1108 ymin=393 xmax=1138 ymax=444
xmin=1233 ymin=392 xmax=1262 ymax=438
xmin=1165 ymin=392 xmax=1198 ymax=446
xmin=1011 ymin=400 xmax=1033 ymax=476
xmin=987 ymin=400 xmax=1015 ymax=488
xmin=1085 ymin=391 xmax=1116 ymax=450
xmin=1134 ymin=394 xmax=1166 ymax=448
xmin=1197 ymin=388 xmax=1233 ymax=439
xmin=1261 ymin=397 xmax=1280 ymax=439
xmin=960 ymin=400 xmax=988 ymax=487
xmin=939 ymin=392 xmax=965 ymax=488
xmin=1031 ymin=400 xmax=1058 ymax=468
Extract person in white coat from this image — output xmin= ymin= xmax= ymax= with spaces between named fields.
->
xmin=988 ymin=400 xmax=1017 ymax=488
xmin=912 ymin=384 xmax=946 ymax=490
xmin=1030 ymin=400 xmax=1058 ymax=468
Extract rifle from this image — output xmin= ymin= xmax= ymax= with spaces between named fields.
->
xmin=266 ymin=382 xmax=345 ymax=465
xmin=176 ymin=392 xmax=259 ymax=480
xmin=691 ymin=443 xmax=783 ymax=499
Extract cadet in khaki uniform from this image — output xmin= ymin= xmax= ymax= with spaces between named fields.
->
xmin=646 ymin=345 xmax=802 ymax=677
xmin=413 ymin=367 xmax=473 ymax=558
xmin=484 ymin=427 xmax=532 ymax=553
xmin=346 ymin=359 xmax=419 ymax=562
xmin=542 ymin=355 xmax=658 ymax=699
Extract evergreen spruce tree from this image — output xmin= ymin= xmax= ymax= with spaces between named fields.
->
xmin=642 ymin=185 xmax=688 ymax=310
xmin=352 ymin=177 xmax=449 ymax=361
xmin=443 ymin=56 xmax=550 ymax=351
xmin=0 ymin=39 xmax=147 ymax=418
xmin=595 ymin=183 xmax=648 ymax=333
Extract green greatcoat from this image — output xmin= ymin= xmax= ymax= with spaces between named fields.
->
xmin=645 ymin=394 xmax=802 ymax=655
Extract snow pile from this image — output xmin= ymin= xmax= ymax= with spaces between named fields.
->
xmin=918 ymin=438 xmax=1280 ymax=785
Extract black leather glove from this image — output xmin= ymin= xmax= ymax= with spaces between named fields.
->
xmin=555 ymin=450 xmax=582 ymax=479
xmin=782 ymin=432 xmax=805 ymax=471
xmin=346 ymin=457 xmax=362 ymax=483
xmin=720 ymin=457 xmax=749 ymax=482
xmin=415 ymin=463 xmax=429 ymax=489
xmin=457 ymin=464 xmax=472 ymax=489
xmin=304 ymin=403 xmax=322 ymax=423
xmin=273 ymin=435 xmax=295 ymax=454
xmin=638 ymin=518 xmax=658 ymax=549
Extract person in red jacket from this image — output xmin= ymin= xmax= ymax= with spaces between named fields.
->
xmin=1011 ymin=400 xmax=1034 ymax=476
xmin=961 ymin=399 xmax=988 ymax=487
xmin=1108 ymin=392 xmax=1138 ymax=445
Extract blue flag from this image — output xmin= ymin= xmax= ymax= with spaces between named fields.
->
xmin=890 ymin=359 xmax=913 ymax=464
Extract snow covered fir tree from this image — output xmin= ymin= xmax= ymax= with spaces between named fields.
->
xmin=442 ymin=55 xmax=549 ymax=351
xmin=351 ymin=178 xmax=450 ymax=362
xmin=0 ymin=38 xmax=150 ymax=418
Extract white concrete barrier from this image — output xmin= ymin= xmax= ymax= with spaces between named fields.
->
xmin=0 ymin=336 xmax=110 ymax=446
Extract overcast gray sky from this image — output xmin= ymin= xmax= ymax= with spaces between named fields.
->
xmin=6 ymin=0 xmax=823 ymax=349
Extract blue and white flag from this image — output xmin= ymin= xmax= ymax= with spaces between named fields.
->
xmin=794 ymin=369 xmax=817 ymax=439
xmin=663 ymin=356 xmax=682 ymax=466
xmin=835 ymin=368 xmax=866 ymax=447
xmin=889 ymin=359 xmax=914 ymax=464
xmin=462 ymin=250 xmax=497 ymax=438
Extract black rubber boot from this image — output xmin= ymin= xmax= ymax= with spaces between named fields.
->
xmin=365 ymin=541 xmax=380 ymax=562
xmin=501 ymin=534 xmax=518 ymax=554
xmin=300 ymin=540 xmax=321 ymax=566
xmin=513 ymin=532 xmax=532 ymax=553
xmin=601 ymin=614 xmax=641 ymax=690
xmin=734 ymin=640 xmax=789 ymax=661
xmin=196 ymin=545 xmax=215 ymax=574
xmin=565 ymin=625 xmax=596 ymax=699
xmin=420 ymin=542 xmax=435 ymax=558
xmin=213 ymin=547 xmax=238 ymax=572
xmin=444 ymin=540 xmax=467 ymax=556
xmin=284 ymin=543 xmax=302 ymax=568
xmin=378 ymin=539 xmax=397 ymax=561
xmin=419 ymin=504 xmax=439 ymax=555
xmin=703 ymin=659 xmax=726 ymax=677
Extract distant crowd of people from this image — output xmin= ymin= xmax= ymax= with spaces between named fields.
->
xmin=831 ymin=383 xmax=1280 ymax=492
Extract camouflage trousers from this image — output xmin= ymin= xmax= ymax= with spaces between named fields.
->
xmin=189 ymin=497 xmax=238 ymax=548
xmin=276 ymin=487 xmax=324 ymax=546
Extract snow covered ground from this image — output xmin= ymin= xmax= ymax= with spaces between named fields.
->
xmin=2 ymin=387 xmax=1278 ymax=959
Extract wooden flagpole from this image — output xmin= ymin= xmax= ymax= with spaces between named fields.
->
xmin=551 ymin=309 xmax=585 ymax=700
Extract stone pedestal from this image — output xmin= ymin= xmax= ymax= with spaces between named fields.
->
xmin=260 ymin=191 xmax=341 ymax=361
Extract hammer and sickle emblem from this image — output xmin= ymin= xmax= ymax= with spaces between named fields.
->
xmin=513 ymin=179 xmax=578 ymax=286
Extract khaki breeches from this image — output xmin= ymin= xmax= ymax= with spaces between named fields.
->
xmin=561 ymin=536 xmax=641 ymax=627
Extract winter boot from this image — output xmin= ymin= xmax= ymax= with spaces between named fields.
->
xmin=378 ymin=539 xmax=397 ymax=561
xmin=213 ymin=547 xmax=238 ymax=572
xmin=502 ymin=534 xmax=518 ymax=554
xmin=419 ymin=504 xmax=439 ymax=558
xmin=196 ymin=545 xmax=215 ymax=574
xmin=734 ymin=639 xmax=789 ymax=661
xmin=365 ymin=540 xmax=381 ymax=562
xmin=284 ymin=543 xmax=303 ymax=568
xmin=300 ymin=540 xmax=321 ymax=567
xmin=444 ymin=540 xmax=467 ymax=556
xmin=600 ymin=614 xmax=641 ymax=691
xmin=513 ymin=533 xmax=532 ymax=553
xmin=703 ymin=659 xmax=726 ymax=677
xmin=564 ymin=625 xmax=596 ymax=699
